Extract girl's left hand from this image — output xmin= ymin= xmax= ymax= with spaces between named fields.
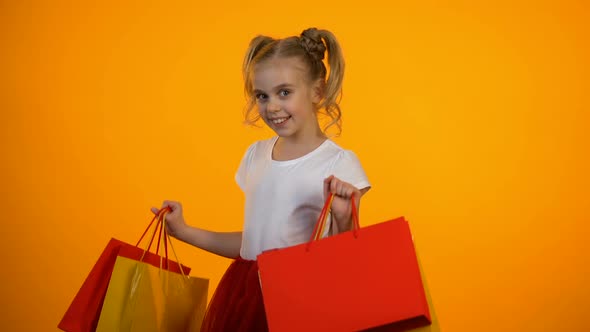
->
xmin=323 ymin=175 xmax=361 ymax=233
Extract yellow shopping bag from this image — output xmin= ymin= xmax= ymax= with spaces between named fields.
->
xmin=411 ymin=256 xmax=440 ymax=332
xmin=96 ymin=208 xmax=209 ymax=332
xmin=96 ymin=255 xmax=209 ymax=332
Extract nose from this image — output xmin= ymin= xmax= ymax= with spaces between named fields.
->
xmin=267 ymin=102 xmax=281 ymax=113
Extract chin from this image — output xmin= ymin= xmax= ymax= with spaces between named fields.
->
xmin=274 ymin=131 xmax=291 ymax=137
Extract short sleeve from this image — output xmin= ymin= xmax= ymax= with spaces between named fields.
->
xmin=330 ymin=150 xmax=371 ymax=192
xmin=235 ymin=143 xmax=257 ymax=192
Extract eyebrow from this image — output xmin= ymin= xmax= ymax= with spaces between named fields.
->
xmin=253 ymin=83 xmax=295 ymax=94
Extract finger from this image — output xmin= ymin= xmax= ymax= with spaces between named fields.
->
xmin=156 ymin=205 xmax=170 ymax=214
xmin=151 ymin=207 xmax=159 ymax=215
xmin=330 ymin=177 xmax=339 ymax=195
xmin=337 ymin=182 xmax=346 ymax=197
xmin=338 ymin=183 xmax=345 ymax=197
xmin=162 ymin=201 xmax=178 ymax=213
xmin=337 ymin=182 xmax=348 ymax=198
xmin=346 ymin=187 xmax=354 ymax=198
xmin=324 ymin=175 xmax=334 ymax=199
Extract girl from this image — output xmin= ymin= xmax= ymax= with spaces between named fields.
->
xmin=152 ymin=27 xmax=370 ymax=331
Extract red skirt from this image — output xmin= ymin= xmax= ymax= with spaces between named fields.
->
xmin=200 ymin=257 xmax=269 ymax=332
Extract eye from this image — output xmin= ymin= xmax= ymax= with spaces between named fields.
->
xmin=255 ymin=93 xmax=268 ymax=101
xmin=279 ymin=89 xmax=290 ymax=97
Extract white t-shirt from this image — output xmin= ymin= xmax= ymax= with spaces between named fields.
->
xmin=235 ymin=136 xmax=371 ymax=260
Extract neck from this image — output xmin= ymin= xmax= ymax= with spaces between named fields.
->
xmin=279 ymin=122 xmax=326 ymax=147
xmin=273 ymin=125 xmax=327 ymax=161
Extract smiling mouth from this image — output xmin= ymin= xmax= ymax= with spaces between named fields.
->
xmin=271 ymin=116 xmax=291 ymax=124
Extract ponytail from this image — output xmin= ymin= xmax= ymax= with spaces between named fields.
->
xmin=300 ymin=28 xmax=345 ymax=136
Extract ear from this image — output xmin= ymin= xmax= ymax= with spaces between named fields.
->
xmin=311 ymin=79 xmax=324 ymax=104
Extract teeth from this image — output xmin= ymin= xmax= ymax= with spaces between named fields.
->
xmin=272 ymin=117 xmax=288 ymax=124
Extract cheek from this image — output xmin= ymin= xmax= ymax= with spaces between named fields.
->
xmin=257 ymin=106 xmax=272 ymax=122
xmin=288 ymin=96 xmax=306 ymax=110
xmin=255 ymin=103 xmax=266 ymax=114
xmin=291 ymin=98 xmax=315 ymax=116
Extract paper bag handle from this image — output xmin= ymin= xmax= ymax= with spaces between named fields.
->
xmin=135 ymin=208 xmax=170 ymax=262
xmin=308 ymin=193 xmax=361 ymax=246
xmin=159 ymin=210 xmax=188 ymax=279
xmin=134 ymin=208 xmax=189 ymax=279
xmin=135 ymin=206 xmax=172 ymax=250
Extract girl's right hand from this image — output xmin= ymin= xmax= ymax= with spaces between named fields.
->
xmin=150 ymin=200 xmax=187 ymax=240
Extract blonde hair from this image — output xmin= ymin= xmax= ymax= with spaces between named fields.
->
xmin=242 ymin=28 xmax=345 ymax=136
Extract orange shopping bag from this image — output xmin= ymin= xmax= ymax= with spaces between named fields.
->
xmin=257 ymin=194 xmax=432 ymax=331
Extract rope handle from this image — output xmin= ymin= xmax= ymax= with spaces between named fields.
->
xmin=307 ymin=193 xmax=361 ymax=251
xmin=137 ymin=209 xmax=168 ymax=263
xmin=135 ymin=207 xmax=172 ymax=251
xmin=160 ymin=210 xmax=188 ymax=279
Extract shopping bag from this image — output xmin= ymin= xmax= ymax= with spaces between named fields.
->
xmin=96 ymin=211 xmax=209 ymax=332
xmin=95 ymin=256 xmax=209 ymax=332
xmin=367 ymin=253 xmax=440 ymax=332
xmin=257 ymin=194 xmax=432 ymax=332
xmin=58 ymin=210 xmax=191 ymax=332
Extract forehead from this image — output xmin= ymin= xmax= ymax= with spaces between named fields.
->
xmin=252 ymin=57 xmax=309 ymax=90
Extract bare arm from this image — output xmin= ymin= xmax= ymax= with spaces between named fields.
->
xmin=151 ymin=201 xmax=242 ymax=259
xmin=175 ymin=227 xmax=242 ymax=259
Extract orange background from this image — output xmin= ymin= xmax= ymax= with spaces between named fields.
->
xmin=1 ymin=1 xmax=589 ymax=331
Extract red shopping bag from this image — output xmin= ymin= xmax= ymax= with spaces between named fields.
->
xmin=58 ymin=210 xmax=191 ymax=332
xmin=257 ymin=194 xmax=432 ymax=332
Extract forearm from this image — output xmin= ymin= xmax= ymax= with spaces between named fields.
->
xmin=175 ymin=227 xmax=242 ymax=259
